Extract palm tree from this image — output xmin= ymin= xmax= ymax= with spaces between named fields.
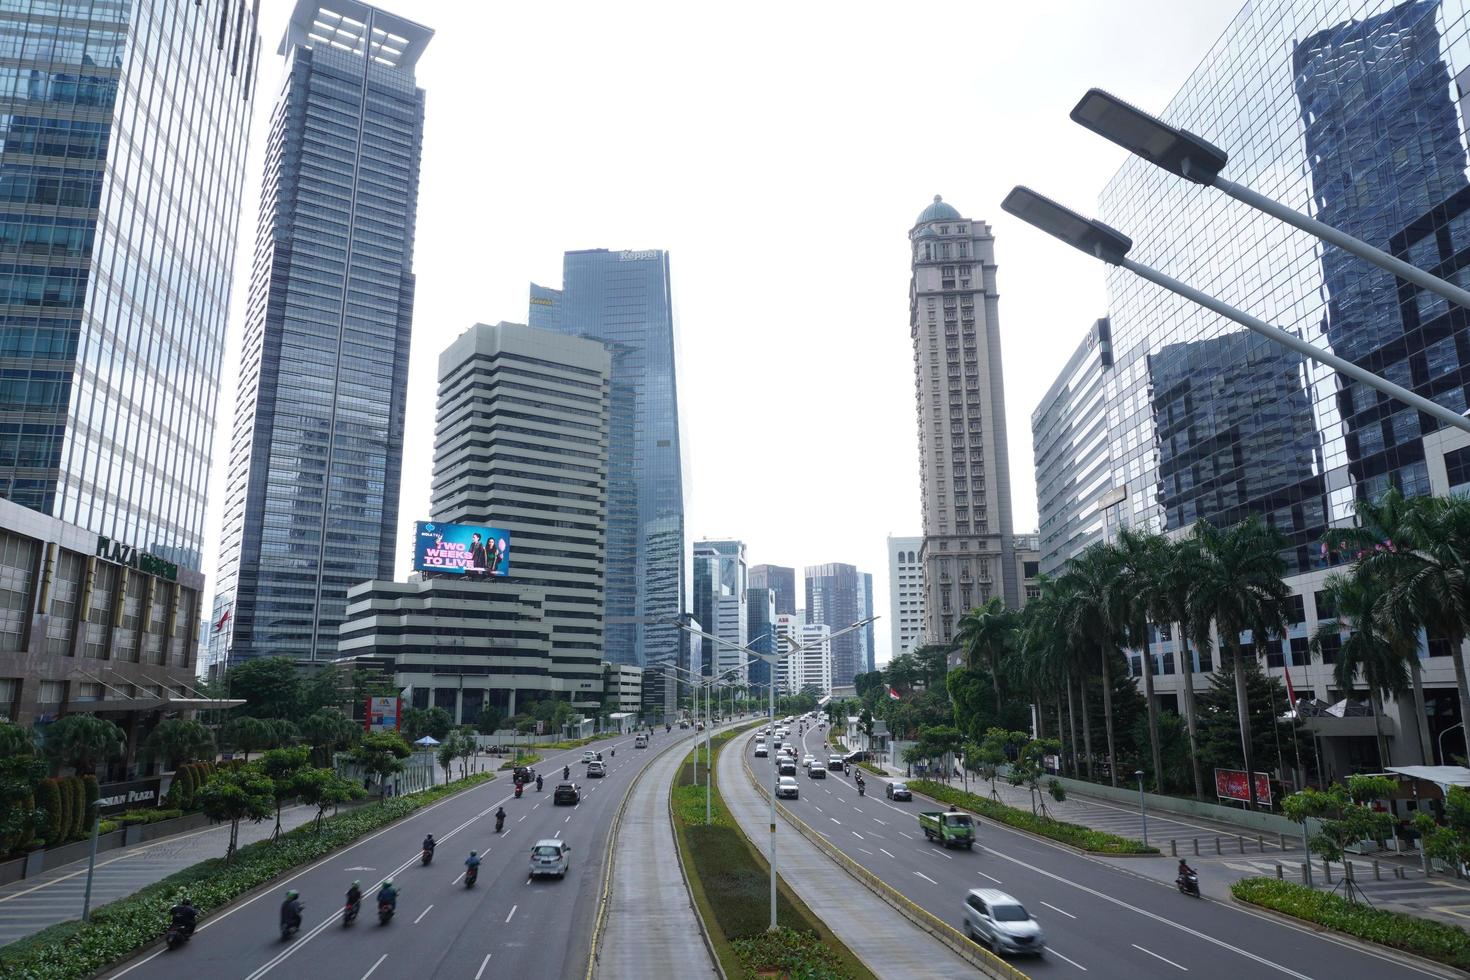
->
xmin=1327 ymin=489 xmax=1453 ymax=764
xmin=144 ymin=718 xmax=215 ymax=771
xmin=1060 ymin=543 xmax=1125 ymax=786
xmin=1311 ymin=572 xmax=1410 ymax=768
xmin=1019 ymin=577 xmax=1077 ymax=775
xmin=1112 ymin=527 xmax=1169 ymax=793
xmin=954 ymin=596 xmax=1015 ymax=710
xmin=1189 ymin=517 xmax=1290 ymax=810
xmin=43 ymin=714 xmax=125 ymax=775
xmin=1162 ymin=536 xmax=1209 ymax=799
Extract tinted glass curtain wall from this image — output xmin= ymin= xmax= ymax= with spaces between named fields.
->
xmin=212 ymin=2 xmax=430 ymax=664
xmin=0 ymin=1 xmax=259 ymax=571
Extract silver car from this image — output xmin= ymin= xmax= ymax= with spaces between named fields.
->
xmin=962 ymin=888 xmax=1045 ymax=955
xmin=529 ymin=839 xmax=571 ymax=879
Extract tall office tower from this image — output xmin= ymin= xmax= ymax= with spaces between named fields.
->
xmin=861 ymin=572 xmax=875 ymax=674
xmin=429 ymin=322 xmax=611 ymax=706
xmin=909 ymin=195 xmax=1018 ymax=643
xmin=887 ymin=535 xmax=925 ymax=659
xmin=803 ymin=562 xmax=867 ymax=687
xmin=749 ymin=564 xmax=796 ymax=615
xmin=693 ymin=539 xmax=747 ymax=681
xmin=528 ymin=248 xmax=685 ymax=670
xmin=0 ymin=1 xmax=259 ymax=570
xmin=1032 ymin=318 xmax=1116 ymax=576
xmin=746 ymin=586 xmax=777 ymax=688
xmin=772 ymin=613 xmax=800 ymax=693
xmin=212 ymin=1 xmax=430 ymax=664
xmin=798 ymin=623 xmax=833 ymax=695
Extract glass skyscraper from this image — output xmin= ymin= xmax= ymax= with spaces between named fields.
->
xmin=212 ymin=0 xmax=430 ymax=664
xmin=0 ymin=0 xmax=260 ymax=571
xmin=804 ymin=562 xmax=869 ymax=687
xmin=529 ymin=248 xmax=686 ymax=670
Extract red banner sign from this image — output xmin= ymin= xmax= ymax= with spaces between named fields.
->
xmin=1214 ymin=768 xmax=1271 ymax=804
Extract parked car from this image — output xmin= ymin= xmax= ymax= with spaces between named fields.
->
xmin=827 ymin=755 xmax=844 ymax=771
xmin=886 ymin=781 xmax=912 ymax=801
xmin=844 ymin=750 xmax=872 ymax=764
xmin=777 ymin=776 xmax=799 ymax=799
xmin=587 ymin=761 xmax=606 ymax=778
xmin=529 ymin=839 xmax=572 ymax=879
xmin=808 ymin=764 xmax=827 ymax=780
xmin=754 ymin=743 xmax=769 ymax=758
xmin=919 ymin=810 xmax=975 ymax=849
xmin=963 ymin=889 xmax=1045 ymax=955
xmin=553 ymin=782 xmax=581 ymax=805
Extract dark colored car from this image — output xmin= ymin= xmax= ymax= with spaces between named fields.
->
xmin=513 ymin=765 xmax=537 ymax=784
xmin=886 ymin=780 xmax=912 ymax=801
xmin=553 ymin=782 xmax=580 ymax=805
xmin=808 ymin=765 xmax=827 ymax=780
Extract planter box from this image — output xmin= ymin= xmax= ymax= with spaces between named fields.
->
xmin=0 ymin=853 xmax=26 ymax=887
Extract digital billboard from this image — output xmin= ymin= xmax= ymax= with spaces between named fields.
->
xmin=414 ymin=521 xmax=511 ymax=577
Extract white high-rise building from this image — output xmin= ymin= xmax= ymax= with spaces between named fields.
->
xmin=773 ymin=613 xmax=801 ymax=694
xmin=798 ymin=624 xmax=833 ymax=695
xmin=887 ymin=535 xmax=925 ymax=660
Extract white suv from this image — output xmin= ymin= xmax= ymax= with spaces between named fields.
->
xmin=777 ymin=776 xmax=799 ymax=799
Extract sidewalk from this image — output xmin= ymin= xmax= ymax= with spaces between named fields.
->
xmin=595 ymin=731 xmax=720 ymax=980
xmin=718 ymin=731 xmax=978 ymax=979
xmin=0 ymin=801 xmax=323 ymax=947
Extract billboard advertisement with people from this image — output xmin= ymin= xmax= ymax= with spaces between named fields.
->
xmin=413 ymin=521 xmax=511 ymax=577
xmin=1214 ymin=767 xmax=1272 ymax=805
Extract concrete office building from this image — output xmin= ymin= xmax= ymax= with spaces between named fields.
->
xmin=804 ymin=562 xmax=868 ymax=687
xmin=0 ymin=1 xmax=259 ymax=573
xmin=528 ymin=249 xmax=686 ymax=671
xmin=908 ymin=196 xmax=1019 ymax=642
xmin=212 ymin=0 xmax=430 ymax=664
xmin=799 ymin=623 xmax=833 ymax=696
xmin=887 ymin=535 xmax=925 ymax=659
xmin=693 ymin=539 xmax=747 ymax=682
xmin=1032 ymin=319 xmax=1117 ymax=576
xmin=749 ymin=564 xmax=797 ymax=616
xmin=1033 ymin=0 xmax=1470 ymax=775
xmin=603 ymin=662 xmax=642 ymax=715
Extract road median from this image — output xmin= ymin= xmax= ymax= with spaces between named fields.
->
xmin=907 ymin=779 xmax=1158 ymax=856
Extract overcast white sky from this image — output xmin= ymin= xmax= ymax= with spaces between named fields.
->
xmin=204 ymin=0 xmax=1242 ymax=666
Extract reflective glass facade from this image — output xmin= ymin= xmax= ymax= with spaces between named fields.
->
xmin=749 ymin=563 xmax=796 ymax=615
xmin=212 ymin=1 xmax=430 ymax=663
xmin=528 ymin=249 xmax=686 ymax=670
xmin=804 ymin=562 xmax=868 ymax=687
xmin=0 ymin=1 xmax=259 ymax=571
xmin=746 ymin=585 xmax=775 ymax=688
xmin=1097 ymin=0 xmax=1470 ymax=574
xmin=693 ymin=538 xmax=746 ymax=679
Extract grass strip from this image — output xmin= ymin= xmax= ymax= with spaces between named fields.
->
xmin=0 ymin=771 xmax=496 ymax=980
xmin=671 ymin=727 xmax=876 ymax=980
xmin=498 ymin=752 xmax=543 ymax=770
xmin=1232 ymin=877 xmax=1470 ymax=970
xmin=539 ymin=732 xmax=619 ymax=750
xmin=909 ymin=779 xmax=1158 ymax=855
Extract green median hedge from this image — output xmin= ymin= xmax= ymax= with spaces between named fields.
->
xmin=0 ymin=771 xmax=496 ymax=980
xmin=908 ymin=780 xmax=1158 ymax=855
xmin=1232 ymin=877 xmax=1470 ymax=969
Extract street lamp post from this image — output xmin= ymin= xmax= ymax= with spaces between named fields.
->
xmin=1000 ymin=186 xmax=1470 ymax=438
xmin=1133 ymin=770 xmax=1148 ymax=849
xmin=81 ymin=799 xmax=102 ymax=921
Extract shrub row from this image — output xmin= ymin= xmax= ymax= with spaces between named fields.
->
xmin=1232 ymin=877 xmax=1470 ymax=969
xmin=115 ymin=808 xmax=184 ymax=827
xmin=163 ymin=762 xmax=217 ymax=810
xmin=497 ymin=752 xmax=543 ymax=770
xmin=730 ymin=928 xmax=849 ymax=980
xmin=0 ymin=770 xmax=497 ymax=980
xmin=907 ymin=780 xmax=1158 ymax=855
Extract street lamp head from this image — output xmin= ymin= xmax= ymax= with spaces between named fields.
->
xmin=1134 ymin=770 xmax=1145 ymax=780
xmin=1001 ymin=187 xmax=1133 ymax=264
xmin=1070 ymin=88 xmax=1228 ymax=186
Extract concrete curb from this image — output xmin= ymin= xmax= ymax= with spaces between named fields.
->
xmin=585 ymin=724 xmax=735 ymax=980
xmin=738 ymin=734 xmax=1027 ymax=980
xmin=1227 ymin=890 xmax=1465 ymax=978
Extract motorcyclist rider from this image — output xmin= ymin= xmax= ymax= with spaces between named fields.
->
xmin=536 ymin=774 xmax=543 ymax=792
xmin=376 ymin=879 xmax=398 ymax=912
xmin=495 ymin=805 xmax=506 ymax=832
xmin=280 ymin=890 xmax=303 ymax=931
xmin=169 ymin=896 xmax=197 ymax=938
xmin=465 ymin=850 xmax=481 ymax=872
xmin=563 ymin=764 xmax=571 ymax=780
xmin=422 ymin=833 xmax=436 ymax=855
xmin=345 ymin=879 xmax=363 ymax=913
xmin=1177 ymin=859 xmax=1197 ymax=888
xmin=514 ymin=782 xmax=523 ymax=798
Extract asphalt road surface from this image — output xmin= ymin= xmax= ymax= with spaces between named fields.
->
xmin=746 ymin=718 xmax=1456 ymax=980
xmin=105 ymin=725 xmax=705 ymax=980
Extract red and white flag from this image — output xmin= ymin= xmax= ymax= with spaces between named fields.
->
xmin=213 ymin=608 xmax=232 ymax=633
xmin=887 ymin=686 xmax=901 ymax=701
xmin=1282 ymin=663 xmax=1298 ymax=710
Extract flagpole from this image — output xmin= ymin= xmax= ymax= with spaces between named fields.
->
xmin=1281 ymin=662 xmax=1305 ymax=793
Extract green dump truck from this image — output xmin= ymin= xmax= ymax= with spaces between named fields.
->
xmin=918 ymin=810 xmax=975 ymax=849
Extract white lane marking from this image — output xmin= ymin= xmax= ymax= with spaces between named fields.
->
xmin=533 ymin=803 xmax=540 ymax=810
xmin=414 ymin=904 xmax=433 ymax=924
xmin=880 ymin=848 xmax=896 ymax=858
xmin=978 ymin=871 xmax=1003 ymax=884
xmin=914 ymin=871 xmax=938 ymax=884
xmin=830 ymin=818 xmax=841 ymax=826
xmin=898 ymin=831 xmax=914 ymax=839
xmin=518 ymin=815 xmax=526 ymax=822
xmin=814 ymin=805 xmax=823 ymax=813
xmin=1132 ymin=944 xmax=1188 ymax=971
xmin=1048 ymin=947 xmax=1089 ymax=971
xmin=851 ymin=831 xmax=864 ymax=841
xmin=361 ymin=953 xmax=388 ymax=980
xmin=555 ymin=830 xmax=561 ymax=839
xmin=858 ymin=847 xmax=874 ymax=856
xmin=475 ymin=954 xmax=492 ymax=980
xmin=565 ymin=815 xmax=572 ymax=823
xmin=986 ymin=851 xmax=1312 ymax=979
xmin=506 ymin=904 xmax=518 ymax=923
xmin=452 ymin=871 xmax=465 ymax=884
xmin=1041 ymin=901 xmax=1075 ymax=919
xmin=873 ymin=818 xmax=887 ymax=825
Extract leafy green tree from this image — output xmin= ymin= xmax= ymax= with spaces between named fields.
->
xmin=423 ymin=706 xmax=454 ymax=742
xmin=455 ymin=726 xmax=477 ymax=777
xmin=972 ymin=728 xmax=1016 ymax=800
xmin=400 ymin=707 xmax=428 ymax=741
xmin=226 ymin=657 xmax=303 ymax=719
xmin=300 ymin=707 xmax=356 ymax=766
xmin=1194 ymin=658 xmax=1306 ymax=785
xmin=264 ymin=718 xmax=299 ymax=748
xmin=436 ymin=736 xmax=459 ymax=783
xmin=1189 ymin=517 xmax=1291 ymax=810
xmin=197 ymin=764 xmax=274 ymax=861
xmin=302 ymin=663 xmax=349 ymax=712
xmin=292 ymin=766 xmax=364 ymax=830
xmin=1416 ymin=785 xmax=1470 ymax=873
xmin=1283 ymin=775 xmax=1396 ymax=901
xmin=1059 ymin=543 xmax=1126 ymax=786
xmin=42 ymin=714 xmax=124 ymax=776
xmin=475 ymin=706 xmax=504 ymax=736
xmin=1111 ymin=527 xmax=1171 ymax=794
xmin=1311 ymin=571 xmax=1411 ymax=768
xmin=221 ymin=716 xmax=272 ymax=761
xmin=37 ymin=777 xmax=62 ymax=844
xmin=1009 ymin=735 xmax=1065 ymax=816
xmin=259 ymin=746 xmax=310 ymax=838
xmin=954 ymin=597 xmax=1016 ymax=711
xmin=351 ymin=731 xmax=410 ymax=800
xmin=144 ymin=718 xmax=215 ymax=770
xmin=0 ymin=724 xmax=45 ymax=846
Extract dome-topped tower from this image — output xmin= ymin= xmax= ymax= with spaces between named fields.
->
xmin=916 ymin=194 xmax=962 ymax=225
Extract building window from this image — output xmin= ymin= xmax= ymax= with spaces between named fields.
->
xmin=0 ymin=530 xmax=37 ymax=652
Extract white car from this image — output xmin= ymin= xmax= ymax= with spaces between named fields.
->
xmin=754 ymin=743 xmax=769 ymax=758
xmin=802 ymin=754 xmax=816 ymax=767
xmin=529 ymin=839 xmax=571 ymax=879
xmin=777 ymin=776 xmax=799 ymax=799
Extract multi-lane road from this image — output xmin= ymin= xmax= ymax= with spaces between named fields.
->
xmin=105 ymin=725 xmax=704 ymax=980
xmin=747 ymin=718 xmax=1456 ymax=980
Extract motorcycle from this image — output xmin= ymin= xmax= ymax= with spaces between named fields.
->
xmin=343 ymin=899 xmax=361 ymax=926
xmin=378 ymin=900 xmax=395 ymax=925
xmin=495 ymin=812 xmax=506 ymax=833
xmin=164 ymin=923 xmax=191 ymax=950
xmin=281 ymin=910 xmax=303 ymax=941
xmin=514 ymin=783 xmax=523 ymax=799
xmin=421 ymin=847 xmax=434 ymax=866
xmin=857 ymin=782 xmax=866 ymax=797
xmin=563 ymin=765 xmax=571 ymax=780
xmin=1177 ymin=871 xmax=1200 ymax=898
xmin=536 ymin=776 xmax=543 ymax=792
xmin=465 ymin=864 xmax=478 ymax=888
